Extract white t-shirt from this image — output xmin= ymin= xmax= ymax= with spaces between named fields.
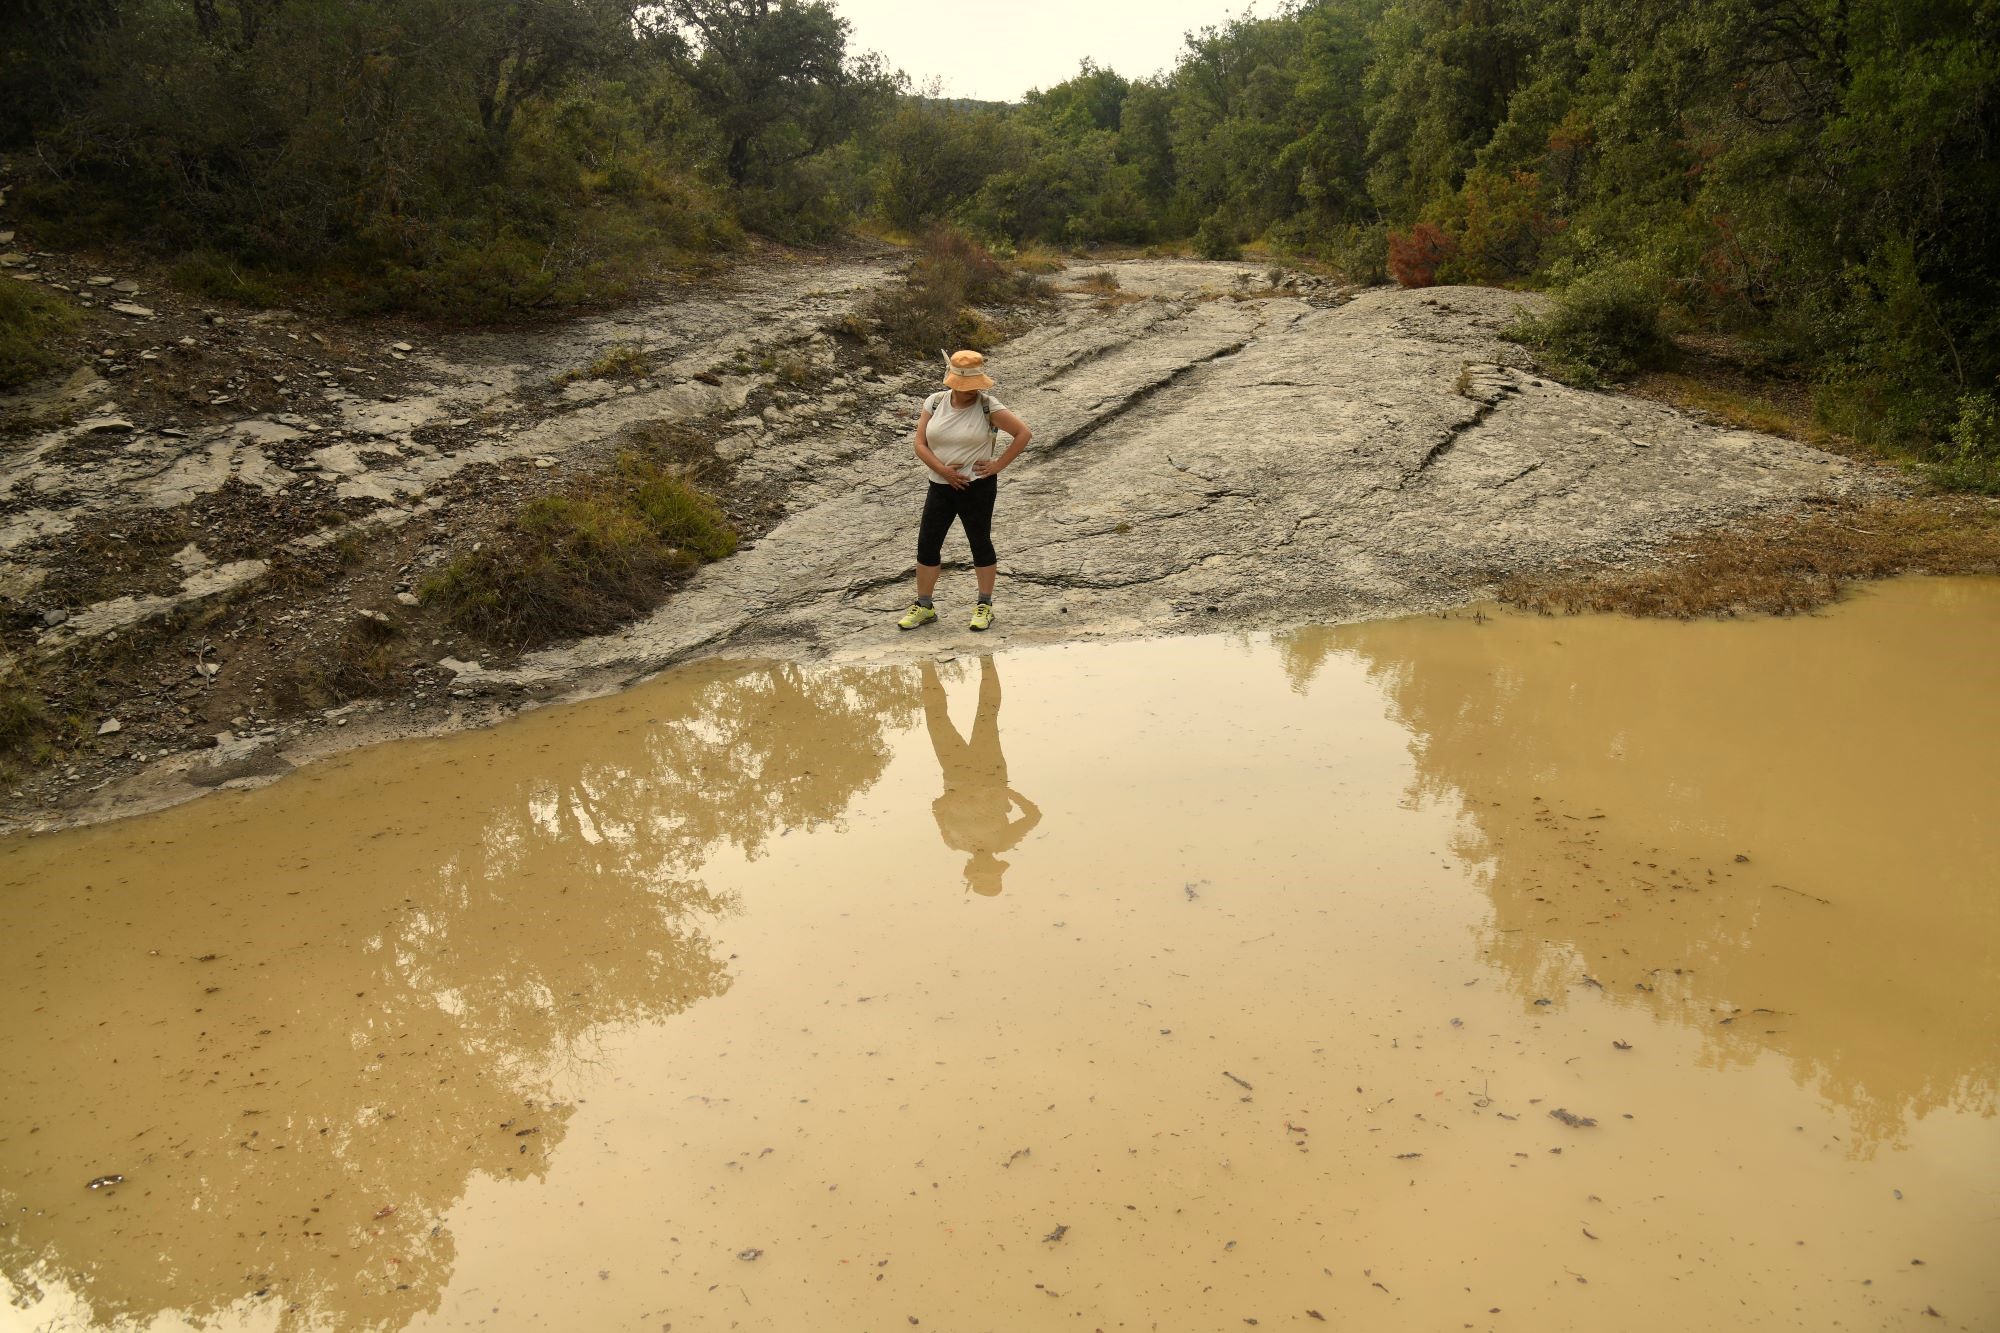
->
xmin=921 ymin=391 xmax=1010 ymax=484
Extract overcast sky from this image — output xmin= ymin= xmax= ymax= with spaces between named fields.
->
xmin=831 ymin=0 xmax=1278 ymax=104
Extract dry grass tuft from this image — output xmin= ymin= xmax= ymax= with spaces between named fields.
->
xmin=1631 ymin=369 xmax=1866 ymax=458
xmin=1499 ymin=496 xmax=2000 ymax=618
xmin=1066 ymin=269 xmax=1146 ymax=311
xmin=1014 ymin=247 xmax=1068 ymax=275
xmin=554 ymin=341 xmax=652 ymax=385
xmin=293 ymin=621 xmax=406 ymax=706
xmin=265 ymin=528 xmax=368 ymax=592
xmin=765 ymin=351 xmax=817 ymax=388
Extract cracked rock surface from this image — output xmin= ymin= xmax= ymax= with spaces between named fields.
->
xmin=486 ymin=275 xmax=1873 ymax=686
xmin=3 ymin=253 xmax=1883 ymax=831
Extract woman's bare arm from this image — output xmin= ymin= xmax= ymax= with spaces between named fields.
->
xmin=972 ymin=410 xmax=1032 ymax=477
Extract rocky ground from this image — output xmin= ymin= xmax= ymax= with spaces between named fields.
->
xmin=0 ymin=245 xmax=1889 ymax=833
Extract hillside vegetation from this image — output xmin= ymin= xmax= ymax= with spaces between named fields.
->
xmin=2 ymin=0 xmax=1996 ymax=484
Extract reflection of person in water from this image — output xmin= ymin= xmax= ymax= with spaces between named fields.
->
xmin=922 ymin=656 xmax=1040 ymax=896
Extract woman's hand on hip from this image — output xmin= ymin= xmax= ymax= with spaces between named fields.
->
xmin=940 ymin=467 xmax=969 ymax=489
xmin=970 ymin=459 xmax=1002 ymax=478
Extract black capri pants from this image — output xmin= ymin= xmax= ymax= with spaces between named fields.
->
xmin=917 ymin=475 xmax=998 ymax=568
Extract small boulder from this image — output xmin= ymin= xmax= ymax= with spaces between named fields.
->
xmin=97 ymin=718 xmax=122 ymax=736
xmin=109 ymin=302 xmax=155 ymax=319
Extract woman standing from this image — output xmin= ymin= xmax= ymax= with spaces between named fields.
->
xmin=899 ymin=349 xmax=1033 ymax=633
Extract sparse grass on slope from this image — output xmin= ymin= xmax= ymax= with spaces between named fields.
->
xmin=0 ymin=282 xmax=80 ymax=391
xmin=422 ymin=454 xmax=736 ymax=647
xmin=1498 ymin=496 xmax=2000 ymax=618
xmin=849 ymin=225 xmax=1047 ymax=356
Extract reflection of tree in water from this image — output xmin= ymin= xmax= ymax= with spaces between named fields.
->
xmin=1276 ymin=617 xmax=1999 ymax=1152
xmin=0 ymin=661 xmax=917 ymax=1331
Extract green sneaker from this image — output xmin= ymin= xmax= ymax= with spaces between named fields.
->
xmin=970 ymin=601 xmax=994 ymax=632
xmin=897 ymin=602 xmax=938 ymax=631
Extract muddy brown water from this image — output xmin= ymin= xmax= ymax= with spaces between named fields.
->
xmin=3 ymin=576 xmax=1996 ymax=1332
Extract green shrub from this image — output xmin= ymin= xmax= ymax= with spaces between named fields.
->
xmin=0 ymin=680 xmax=52 ymax=759
xmin=1932 ymin=392 xmax=2000 ymax=494
xmin=920 ymin=224 xmax=1025 ymax=305
xmin=355 ymin=228 xmax=604 ymax=322
xmin=1505 ymin=265 xmax=1666 ymax=387
xmin=421 ymin=457 xmax=737 ymax=647
xmin=1325 ymin=223 xmax=1388 ymax=285
xmin=1194 ymin=212 xmax=1241 ymax=261
xmin=859 ymin=263 xmax=979 ymax=354
xmin=856 ymin=225 xmax=1041 ymax=355
xmin=170 ymin=251 xmax=285 ymax=307
xmin=626 ymin=459 xmax=739 ymax=560
xmin=0 ymin=282 xmax=79 ymax=390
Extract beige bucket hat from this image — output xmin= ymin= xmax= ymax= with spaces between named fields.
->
xmin=942 ymin=349 xmax=995 ymax=391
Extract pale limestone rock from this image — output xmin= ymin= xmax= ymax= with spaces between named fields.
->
xmin=336 ymin=475 xmax=399 ymax=502
xmin=310 ymin=443 xmax=367 ymax=476
xmin=55 ymin=560 xmax=269 ymax=641
xmin=169 ymin=543 xmax=213 ymax=574
xmin=139 ymin=442 xmax=234 ymax=508
xmin=0 ymin=510 xmax=74 ymax=553
xmin=234 ymin=448 xmax=296 ymax=495
xmin=233 ymin=418 xmax=305 ymax=445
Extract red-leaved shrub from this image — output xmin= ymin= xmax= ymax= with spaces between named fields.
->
xmin=1387 ymin=222 xmax=1457 ymax=288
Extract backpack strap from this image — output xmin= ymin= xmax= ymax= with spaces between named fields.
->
xmin=925 ymin=389 xmax=992 ymax=422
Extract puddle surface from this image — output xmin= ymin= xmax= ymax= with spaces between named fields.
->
xmin=3 ymin=577 xmax=1997 ymax=1332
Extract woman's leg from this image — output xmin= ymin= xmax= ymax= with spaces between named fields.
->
xmin=915 ymin=482 xmax=959 ymax=599
xmin=960 ymin=478 xmax=999 ymax=602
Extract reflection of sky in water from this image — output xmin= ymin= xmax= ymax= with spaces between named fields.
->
xmin=3 ymin=579 xmax=1996 ymax=1331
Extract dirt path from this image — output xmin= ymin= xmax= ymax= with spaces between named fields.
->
xmin=1 ymin=254 xmax=1882 ymax=830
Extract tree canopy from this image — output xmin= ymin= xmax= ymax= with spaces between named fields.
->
xmin=3 ymin=0 xmax=1995 ymax=470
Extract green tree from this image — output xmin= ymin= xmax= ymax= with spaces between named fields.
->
xmin=650 ymin=0 xmax=894 ymax=188
xmin=872 ymin=92 xmax=1002 ymax=231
